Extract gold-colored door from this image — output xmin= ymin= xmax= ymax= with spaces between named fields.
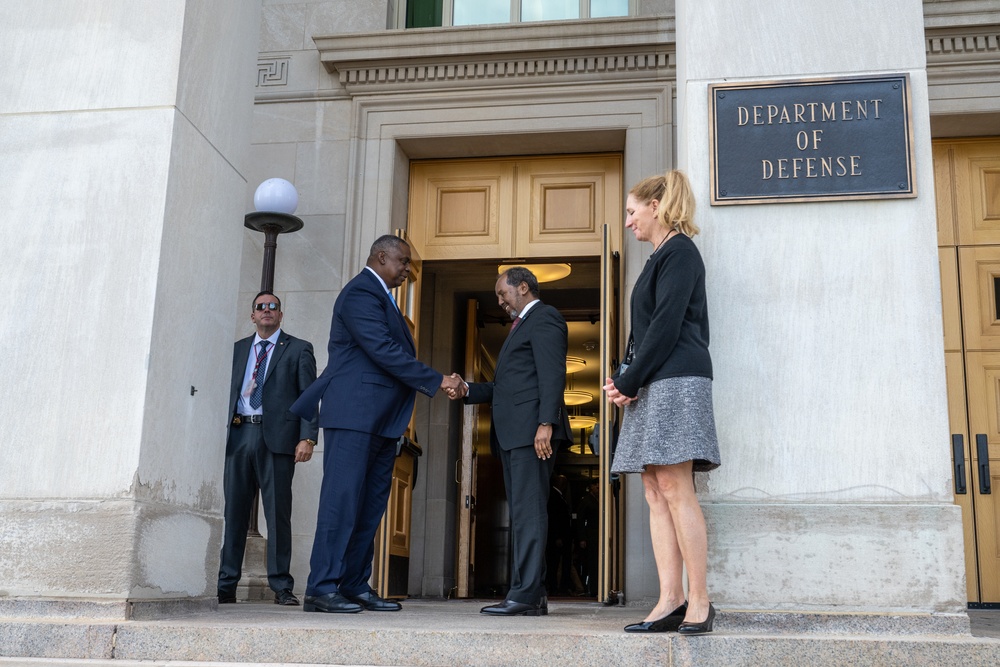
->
xmin=373 ymin=229 xmax=424 ymax=598
xmin=937 ymin=138 xmax=1000 ymax=604
xmin=456 ymin=298 xmax=482 ymax=597
xmin=598 ymin=223 xmax=624 ymax=601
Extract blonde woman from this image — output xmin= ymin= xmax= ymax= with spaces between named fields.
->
xmin=603 ymin=170 xmax=720 ymax=635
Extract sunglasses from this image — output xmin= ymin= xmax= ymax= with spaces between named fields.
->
xmin=254 ymin=302 xmax=280 ymax=311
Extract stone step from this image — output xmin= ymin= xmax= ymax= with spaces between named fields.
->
xmin=1 ymin=600 xmax=999 ymax=666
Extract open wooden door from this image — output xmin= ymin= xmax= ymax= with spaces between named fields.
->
xmin=373 ymin=229 xmax=424 ymax=598
xmin=598 ymin=223 xmax=623 ymax=601
xmin=456 ymin=298 xmax=481 ymax=597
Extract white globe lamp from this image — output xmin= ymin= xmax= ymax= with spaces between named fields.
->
xmin=245 ymin=178 xmax=304 ymax=292
xmin=253 ymin=177 xmax=299 ymax=214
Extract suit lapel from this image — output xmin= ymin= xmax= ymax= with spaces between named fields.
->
xmin=363 ymin=269 xmax=415 ymax=353
xmin=496 ymin=303 xmax=538 ymax=370
xmin=385 ymin=289 xmax=416 ymax=353
xmin=231 ymin=336 xmax=253 ymax=410
xmin=263 ymin=333 xmax=288 ymax=384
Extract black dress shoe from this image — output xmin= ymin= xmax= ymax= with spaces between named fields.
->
xmin=302 ymin=593 xmax=363 ymax=614
xmin=346 ymin=590 xmax=402 ymax=611
xmin=217 ymin=590 xmax=237 ymax=604
xmin=480 ymin=598 xmax=547 ymax=616
xmin=624 ymin=602 xmax=687 ymax=633
xmin=677 ymin=602 xmax=716 ymax=636
xmin=274 ymin=589 xmax=300 ymax=606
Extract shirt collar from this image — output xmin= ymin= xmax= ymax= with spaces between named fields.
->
xmin=253 ymin=328 xmax=281 ymax=348
xmin=365 ymin=265 xmax=392 ymax=294
xmin=516 ymin=299 xmax=540 ymax=318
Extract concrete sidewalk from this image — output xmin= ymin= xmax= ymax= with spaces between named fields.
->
xmin=1 ymin=600 xmax=999 ymax=666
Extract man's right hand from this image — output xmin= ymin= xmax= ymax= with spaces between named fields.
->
xmin=440 ymin=373 xmax=467 ymax=399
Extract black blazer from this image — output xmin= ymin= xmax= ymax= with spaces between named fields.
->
xmin=466 ymin=301 xmax=572 ymax=451
xmin=228 ymin=331 xmax=318 ymax=456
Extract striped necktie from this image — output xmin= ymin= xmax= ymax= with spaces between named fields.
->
xmin=249 ymin=341 xmax=270 ymax=409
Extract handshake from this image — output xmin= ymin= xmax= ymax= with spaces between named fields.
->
xmin=440 ymin=373 xmax=467 ymax=400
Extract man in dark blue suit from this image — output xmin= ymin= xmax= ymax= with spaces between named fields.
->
xmin=291 ymin=235 xmax=464 ymax=613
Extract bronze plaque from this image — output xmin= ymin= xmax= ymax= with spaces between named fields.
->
xmin=709 ymin=74 xmax=916 ymax=205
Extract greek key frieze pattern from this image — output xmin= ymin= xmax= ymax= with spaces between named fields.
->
xmin=257 ymin=57 xmax=290 ymax=87
xmin=337 ymin=52 xmax=674 ymax=86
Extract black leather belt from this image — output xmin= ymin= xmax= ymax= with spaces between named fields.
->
xmin=232 ymin=414 xmax=263 ymax=426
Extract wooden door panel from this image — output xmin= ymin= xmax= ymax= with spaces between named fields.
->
xmin=514 ymin=155 xmax=621 ymax=258
xmin=945 ymin=350 xmax=978 ymax=601
xmin=934 ymin=142 xmax=956 ymax=247
xmin=388 ymin=456 xmax=414 ymax=556
xmin=959 ymin=247 xmax=1000 ymax=351
xmin=940 ymin=248 xmax=962 ymax=352
xmin=456 ymin=298 xmax=480 ymax=598
xmin=408 ymin=161 xmax=515 ymax=259
xmin=954 ymin=140 xmax=1000 ymax=246
xmin=964 ymin=351 xmax=1000 ymax=601
xmin=597 ymin=224 xmax=623 ymax=601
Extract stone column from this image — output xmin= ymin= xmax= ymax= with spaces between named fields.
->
xmin=666 ymin=0 xmax=965 ymax=613
xmin=0 ymin=0 xmax=260 ymax=618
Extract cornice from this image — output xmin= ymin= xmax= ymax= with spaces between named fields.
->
xmin=313 ymin=16 xmax=675 ymax=94
xmin=925 ymin=23 xmax=1000 ymax=83
xmin=258 ymin=13 xmax=997 ymax=103
xmin=922 ymin=0 xmax=1000 ymax=29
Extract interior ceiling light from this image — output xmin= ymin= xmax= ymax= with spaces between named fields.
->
xmin=564 ymin=390 xmax=593 ymax=406
xmin=565 ymin=356 xmax=587 ymax=374
xmin=497 ymin=263 xmax=572 ymax=283
xmin=568 ymin=415 xmax=598 ymax=430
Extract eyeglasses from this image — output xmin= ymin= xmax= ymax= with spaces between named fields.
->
xmin=254 ymin=302 xmax=280 ymax=311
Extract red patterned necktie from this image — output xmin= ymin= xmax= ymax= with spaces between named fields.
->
xmin=509 ymin=316 xmax=522 ymax=333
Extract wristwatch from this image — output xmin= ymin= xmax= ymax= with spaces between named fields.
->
xmin=304 ymin=439 xmax=317 ymax=447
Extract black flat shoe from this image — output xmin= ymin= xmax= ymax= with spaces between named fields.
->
xmin=274 ymin=589 xmax=300 ymax=606
xmin=480 ymin=598 xmax=548 ymax=616
xmin=677 ymin=602 xmax=716 ymax=635
xmin=346 ymin=590 xmax=402 ymax=611
xmin=623 ymin=602 xmax=687 ymax=633
xmin=302 ymin=592 xmax=363 ymax=614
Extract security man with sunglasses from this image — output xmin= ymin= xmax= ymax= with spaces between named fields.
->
xmin=217 ymin=290 xmax=318 ymax=607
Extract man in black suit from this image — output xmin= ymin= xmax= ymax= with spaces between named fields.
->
xmin=217 ymin=291 xmax=318 ymax=606
xmin=291 ymin=235 xmax=465 ymax=614
xmin=464 ymin=267 xmax=571 ymax=616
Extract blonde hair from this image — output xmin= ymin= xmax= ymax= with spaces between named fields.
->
xmin=629 ymin=169 xmax=699 ymax=237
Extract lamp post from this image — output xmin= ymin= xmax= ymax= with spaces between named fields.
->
xmin=244 ymin=178 xmax=303 ymax=292
xmin=243 ymin=178 xmax=303 ymax=539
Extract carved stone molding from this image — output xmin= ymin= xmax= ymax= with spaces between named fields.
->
xmin=314 ymin=16 xmax=675 ymax=95
xmin=927 ymin=27 xmax=1000 ymax=62
xmin=257 ymin=56 xmax=290 ymax=87
xmin=306 ymin=11 xmax=997 ymax=104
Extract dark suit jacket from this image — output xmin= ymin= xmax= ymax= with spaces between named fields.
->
xmin=466 ymin=301 xmax=571 ymax=450
xmin=228 ymin=331 xmax=318 ymax=456
xmin=291 ymin=268 xmax=442 ymax=437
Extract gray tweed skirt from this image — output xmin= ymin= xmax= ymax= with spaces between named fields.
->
xmin=610 ymin=376 xmax=721 ymax=474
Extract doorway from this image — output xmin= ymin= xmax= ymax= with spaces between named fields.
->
xmin=439 ymin=259 xmax=610 ymax=600
xmin=936 ymin=137 xmax=1000 ymax=606
xmin=403 ymin=154 xmax=625 ymax=602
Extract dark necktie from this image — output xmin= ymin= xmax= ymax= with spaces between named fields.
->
xmin=510 ymin=316 xmax=522 ymax=333
xmin=249 ymin=341 xmax=270 ymax=409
